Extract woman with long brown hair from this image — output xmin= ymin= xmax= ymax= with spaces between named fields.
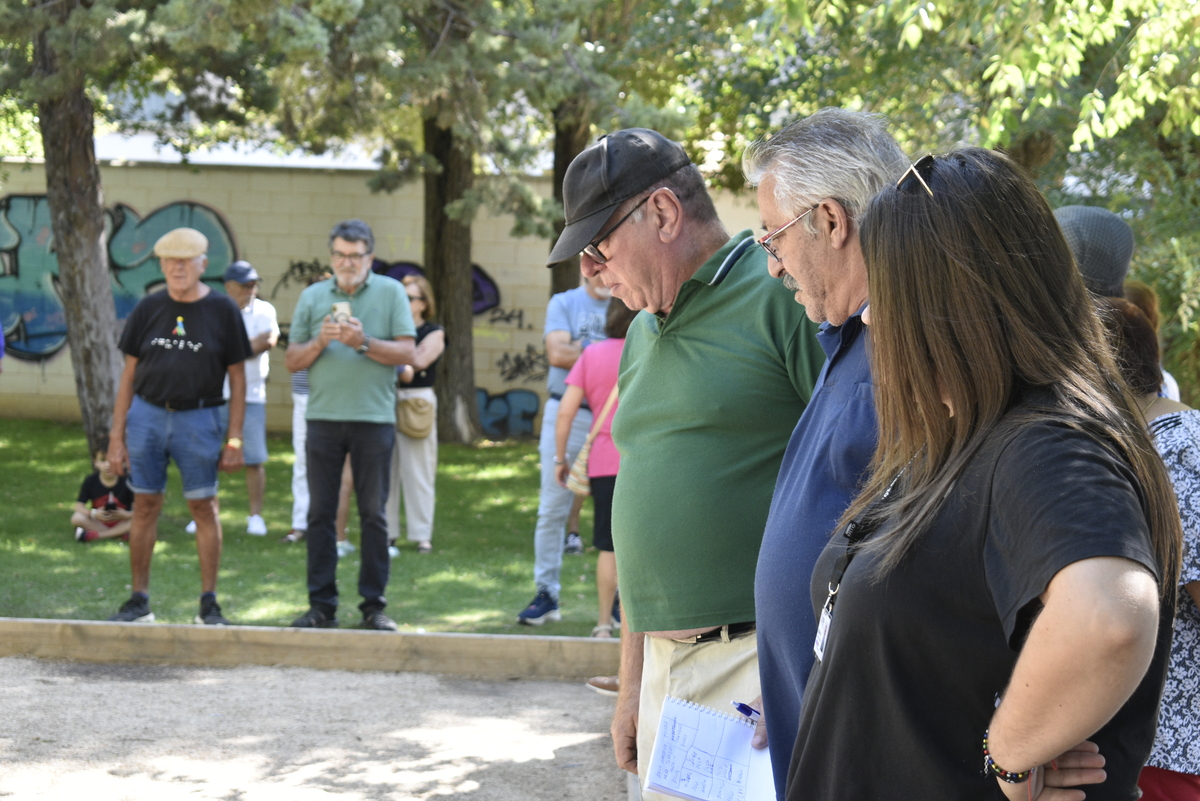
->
xmin=786 ymin=148 xmax=1180 ymax=801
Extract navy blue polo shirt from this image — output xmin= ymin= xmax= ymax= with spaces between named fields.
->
xmin=755 ymin=308 xmax=877 ymax=798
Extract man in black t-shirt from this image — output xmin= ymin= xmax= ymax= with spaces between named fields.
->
xmin=107 ymin=227 xmax=252 ymax=626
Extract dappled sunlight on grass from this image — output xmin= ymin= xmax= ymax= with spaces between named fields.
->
xmin=1 ymin=420 xmax=607 ymax=636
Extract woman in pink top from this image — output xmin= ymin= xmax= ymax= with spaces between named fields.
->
xmin=555 ymin=299 xmax=639 ymax=638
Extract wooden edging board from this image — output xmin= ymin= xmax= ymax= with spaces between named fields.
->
xmin=0 ymin=617 xmax=620 ymax=679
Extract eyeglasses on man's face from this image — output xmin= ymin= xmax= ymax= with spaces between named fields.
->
xmin=331 ymin=250 xmax=372 ymax=264
xmin=407 ymin=294 xmax=425 ymax=303
xmin=758 ymin=204 xmax=819 ymax=263
xmin=583 ymin=195 xmax=651 ymax=264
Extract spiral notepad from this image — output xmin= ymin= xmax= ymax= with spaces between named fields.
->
xmin=645 ymin=696 xmax=776 ymax=801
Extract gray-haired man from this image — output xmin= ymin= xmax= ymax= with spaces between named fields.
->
xmin=549 ymin=128 xmax=824 ymax=797
xmin=285 ymin=219 xmax=415 ymax=631
xmin=743 ymin=109 xmax=908 ymax=795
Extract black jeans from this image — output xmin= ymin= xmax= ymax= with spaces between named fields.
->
xmin=305 ymin=420 xmax=395 ymax=616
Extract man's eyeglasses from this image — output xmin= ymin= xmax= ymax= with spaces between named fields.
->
xmin=408 ymin=295 xmax=425 ymax=303
xmin=757 ymin=205 xmax=818 ymax=262
xmin=331 ymin=251 xmax=372 ymax=264
xmin=897 ymin=154 xmax=935 ymax=197
xmin=583 ymin=196 xmax=650 ymax=264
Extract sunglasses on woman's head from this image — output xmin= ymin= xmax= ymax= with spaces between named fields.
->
xmin=897 ymin=154 xmax=936 ymax=197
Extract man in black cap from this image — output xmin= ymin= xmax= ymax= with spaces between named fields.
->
xmin=547 ymin=129 xmax=824 ymax=795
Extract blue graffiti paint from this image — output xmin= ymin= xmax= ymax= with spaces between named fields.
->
xmin=372 ymin=260 xmax=501 ymax=315
xmin=476 ymin=388 xmax=539 ymax=439
xmin=0 ymin=195 xmax=235 ymax=361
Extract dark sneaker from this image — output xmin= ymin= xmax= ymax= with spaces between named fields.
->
xmin=564 ymin=531 xmax=584 ymax=555
xmin=108 ymin=595 xmax=155 ymax=623
xmin=195 ymin=597 xmax=229 ymax=625
xmin=516 ymin=590 xmax=561 ymax=625
xmin=363 ymin=611 xmax=398 ymax=631
xmin=291 ymin=608 xmax=338 ymax=628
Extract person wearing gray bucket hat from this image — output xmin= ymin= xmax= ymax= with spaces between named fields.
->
xmin=1054 ymin=205 xmax=1134 ymax=297
xmin=546 ymin=129 xmax=824 ymax=793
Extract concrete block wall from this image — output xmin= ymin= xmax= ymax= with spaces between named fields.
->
xmin=0 ymin=159 xmax=764 ymax=435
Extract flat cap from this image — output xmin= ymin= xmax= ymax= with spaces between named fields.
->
xmin=223 ymin=260 xmax=260 ymax=284
xmin=154 ymin=228 xmax=208 ymax=259
xmin=547 ymin=128 xmax=692 ymax=266
xmin=1054 ymin=206 xmax=1134 ymax=297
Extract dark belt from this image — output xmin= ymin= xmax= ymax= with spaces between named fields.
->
xmin=683 ymin=621 xmax=757 ymax=645
xmin=548 ymin=392 xmax=589 ymax=410
xmin=155 ymin=397 xmax=226 ymax=411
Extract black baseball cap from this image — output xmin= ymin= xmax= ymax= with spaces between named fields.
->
xmin=546 ymin=128 xmax=692 ymax=266
xmin=223 ymin=260 xmax=260 ymax=284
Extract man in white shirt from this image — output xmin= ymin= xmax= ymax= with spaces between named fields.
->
xmin=222 ymin=260 xmax=279 ymax=535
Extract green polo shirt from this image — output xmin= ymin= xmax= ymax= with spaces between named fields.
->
xmin=290 ymin=273 xmax=416 ymax=424
xmin=611 ymin=232 xmax=824 ymax=632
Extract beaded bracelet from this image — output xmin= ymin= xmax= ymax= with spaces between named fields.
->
xmin=982 ymin=730 xmax=1032 ymax=783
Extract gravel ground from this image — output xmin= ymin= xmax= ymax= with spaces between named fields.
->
xmin=0 ymin=656 xmax=628 ymax=800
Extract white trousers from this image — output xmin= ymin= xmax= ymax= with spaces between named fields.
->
xmin=387 ymin=387 xmax=438 ymax=543
xmin=291 ymin=392 xmax=309 ymax=531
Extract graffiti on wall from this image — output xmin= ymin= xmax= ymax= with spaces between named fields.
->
xmin=487 ymin=306 xmax=534 ymax=329
xmin=477 ymin=388 xmax=539 ymax=439
xmin=496 ymin=344 xmax=549 ymax=384
xmin=373 ymin=260 xmax=501 ymax=316
xmin=0 ymin=194 xmax=233 ymax=361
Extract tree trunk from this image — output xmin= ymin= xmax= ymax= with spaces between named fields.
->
xmin=424 ymin=112 xmax=481 ymax=444
xmin=34 ymin=23 xmax=121 ymax=456
xmin=550 ymin=99 xmax=595 ymax=297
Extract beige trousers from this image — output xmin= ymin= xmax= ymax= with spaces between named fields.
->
xmin=386 ymin=387 xmax=438 ymax=543
xmin=637 ymin=630 xmax=761 ymax=800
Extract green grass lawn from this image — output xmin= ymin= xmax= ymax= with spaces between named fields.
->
xmin=0 ymin=418 xmax=605 ymax=636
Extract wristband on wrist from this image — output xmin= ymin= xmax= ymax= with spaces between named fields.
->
xmin=982 ymin=729 xmax=1032 ymax=783
xmin=552 ymin=456 xmax=565 ymax=465
xmin=226 ymin=437 xmax=243 ymax=449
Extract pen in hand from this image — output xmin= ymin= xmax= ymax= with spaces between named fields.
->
xmin=732 ymin=701 xmax=761 ymax=720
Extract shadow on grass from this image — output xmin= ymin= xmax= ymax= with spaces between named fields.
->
xmin=0 ymin=418 xmax=601 ymax=636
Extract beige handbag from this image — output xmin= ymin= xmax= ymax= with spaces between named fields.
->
xmin=397 ymin=396 xmax=435 ymax=438
xmin=566 ymin=385 xmax=620 ymax=497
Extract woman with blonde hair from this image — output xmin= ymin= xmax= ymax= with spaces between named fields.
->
xmin=787 ymin=148 xmax=1180 ymax=801
xmin=386 ymin=274 xmax=444 ymax=554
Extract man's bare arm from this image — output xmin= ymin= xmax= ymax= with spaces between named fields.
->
xmin=285 ymin=317 xmax=335 ymax=372
xmin=107 ymin=355 xmax=138 ymax=476
xmin=545 ymin=330 xmax=582 ymax=369
xmin=612 ymin=609 xmax=645 ymax=774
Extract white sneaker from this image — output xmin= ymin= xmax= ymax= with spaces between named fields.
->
xmin=388 ymin=546 xmax=400 ymax=559
xmin=336 ymin=540 xmax=357 ymax=558
xmin=185 ymin=520 xmax=197 ymax=534
xmin=246 ymin=515 xmax=267 ymax=536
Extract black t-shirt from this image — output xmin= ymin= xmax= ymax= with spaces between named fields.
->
xmin=119 ymin=290 xmax=251 ymax=406
xmin=406 ymin=322 xmax=444 ymax=388
xmin=77 ymin=472 xmax=134 ymax=511
xmin=787 ymin=411 xmax=1170 ymax=801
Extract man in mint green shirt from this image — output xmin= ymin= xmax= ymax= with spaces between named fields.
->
xmin=546 ymin=129 xmax=823 ymax=797
xmin=285 ymin=219 xmax=415 ymax=631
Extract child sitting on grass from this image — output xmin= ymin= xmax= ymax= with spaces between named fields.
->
xmin=71 ymin=437 xmax=134 ymax=543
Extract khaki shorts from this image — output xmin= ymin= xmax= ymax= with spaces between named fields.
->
xmin=637 ymin=629 xmax=761 ymax=800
